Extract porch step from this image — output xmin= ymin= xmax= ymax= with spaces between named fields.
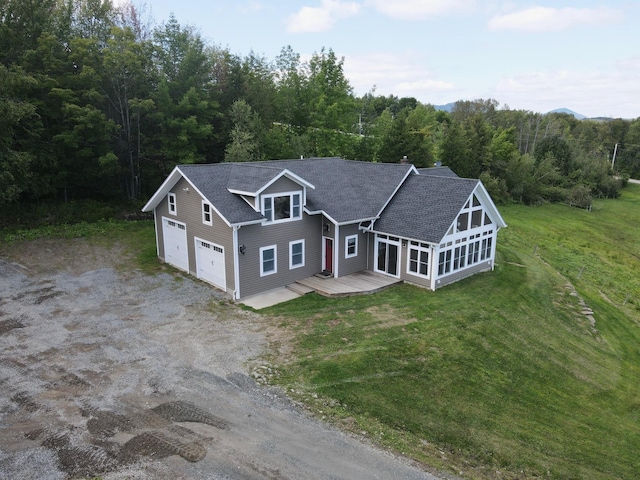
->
xmin=287 ymin=282 xmax=315 ymax=295
xmin=314 ymin=270 xmax=333 ymax=279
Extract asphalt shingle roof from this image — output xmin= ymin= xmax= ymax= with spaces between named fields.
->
xmin=417 ymin=166 xmax=459 ymax=178
xmin=178 ymin=163 xmax=264 ymax=225
xmin=226 ymin=164 xmax=287 ymax=194
xmin=375 ymin=174 xmax=479 ymax=244
xmin=180 ymin=158 xmax=414 ymax=225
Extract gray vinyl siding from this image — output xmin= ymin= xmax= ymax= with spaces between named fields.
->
xmin=237 ymin=214 xmax=322 ymax=298
xmin=338 ymin=223 xmax=368 ymax=276
xmin=435 ymin=261 xmax=492 ymax=289
xmin=155 ymin=177 xmax=235 ymax=295
xmin=262 ymin=176 xmax=301 ymax=195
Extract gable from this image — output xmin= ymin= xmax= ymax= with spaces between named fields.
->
xmin=374 ymin=174 xmax=505 ymax=244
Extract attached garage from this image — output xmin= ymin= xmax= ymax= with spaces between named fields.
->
xmin=162 ymin=217 xmax=189 ymax=272
xmin=195 ymin=238 xmax=226 ymax=292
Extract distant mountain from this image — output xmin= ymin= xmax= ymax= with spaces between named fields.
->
xmin=434 ymin=102 xmax=455 ymax=112
xmin=433 ymin=103 xmax=594 ymax=120
xmin=547 ymin=108 xmax=586 ymax=120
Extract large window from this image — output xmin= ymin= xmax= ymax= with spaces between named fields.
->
xmin=202 ymin=201 xmax=212 ymax=225
xmin=260 ymin=245 xmax=277 ymax=276
xmin=289 ymin=240 xmax=305 ymax=269
xmin=437 ymin=230 xmax=494 ymax=277
xmin=345 ymin=235 xmax=358 ymax=258
xmin=168 ymin=193 xmax=176 ymax=215
xmin=262 ymin=192 xmax=302 ymax=223
xmin=407 ymin=241 xmax=430 ymax=278
xmin=455 ymin=193 xmax=493 ymax=233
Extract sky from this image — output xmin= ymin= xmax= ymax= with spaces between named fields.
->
xmin=120 ymin=0 xmax=639 ymax=119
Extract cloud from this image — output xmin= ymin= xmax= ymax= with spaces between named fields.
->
xmin=367 ymin=0 xmax=476 ymax=20
xmin=342 ymin=52 xmax=455 ymax=101
xmin=493 ymin=63 xmax=640 ymax=118
xmin=488 ymin=6 xmax=623 ymax=32
xmin=286 ymin=0 xmax=361 ymax=33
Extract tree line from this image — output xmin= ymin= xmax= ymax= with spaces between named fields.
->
xmin=2 ymin=0 xmax=639 ymax=211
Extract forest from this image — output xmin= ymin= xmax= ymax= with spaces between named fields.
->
xmin=2 ymin=0 xmax=639 ymax=213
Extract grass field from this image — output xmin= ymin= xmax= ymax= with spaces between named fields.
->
xmin=264 ymin=184 xmax=640 ymax=479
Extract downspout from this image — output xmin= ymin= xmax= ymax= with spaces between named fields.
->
xmin=334 ymin=224 xmax=340 ymax=278
xmin=153 ymin=207 xmax=159 ymax=257
xmin=490 ymin=230 xmax=498 ymax=271
xmin=233 ymin=225 xmax=241 ymax=300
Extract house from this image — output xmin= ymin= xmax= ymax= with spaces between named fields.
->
xmin=142 ymin=157 xmax=506 ymax=300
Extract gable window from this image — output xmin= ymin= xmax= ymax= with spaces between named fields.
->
xmin=345 ymin=235 xmax=358 ymax=258
xmin=407 ymin=241 xmax=430 ymax=278
xmin=289 ymin=240 xmax=305 ymax=269
xmin=168 ymin=193 xmax=177 ymax=215
xmin=260 ymin=245 xmax=277 ymax=276
xmin=202 ymin=201 xmax=212 ymax=225
xmin=262 ymin=192 xmax=302 ymax=223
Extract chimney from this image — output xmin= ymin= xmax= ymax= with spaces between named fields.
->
xmin=400 ymin=155 xmax=409 ymax=164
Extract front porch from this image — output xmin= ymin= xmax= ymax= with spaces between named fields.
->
xmin=291 ymin=270 xmax=401 ymax=298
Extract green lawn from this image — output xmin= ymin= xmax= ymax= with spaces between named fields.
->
xmin=264 ymin=185 xmax=640 ymax=479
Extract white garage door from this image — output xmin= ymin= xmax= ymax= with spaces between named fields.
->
xmin=162 ymin=217 xmax=189 ymax=272
xmin=195 ymin=238 xmax=226 ymax=291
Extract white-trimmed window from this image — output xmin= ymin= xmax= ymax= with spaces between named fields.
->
xmin=262 ymin=192 xmax=302 ymax=223
xmin=345 ymin=234 xmax=358 ymax=258
xmin=407 ymin=241 xmax=430 ymax=278
xmin=260 ymin=245 xmax=277 ymax=276
xmin=289 ymin=239 xmax=305 ymax=269
xmin=168 ymin=193 xmax=177 ymax=215
xmin=202 ymin=201 xmax=212 ymax=225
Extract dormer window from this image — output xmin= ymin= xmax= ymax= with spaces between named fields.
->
xmin=262 ymin=192 xmax=302 ymax=223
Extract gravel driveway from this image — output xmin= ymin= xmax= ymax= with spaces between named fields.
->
xmin=0 ymin=238 xmax=437 ymax=479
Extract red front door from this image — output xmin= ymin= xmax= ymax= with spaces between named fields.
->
xmin=324 ymin=238 xmax=333 ymax=273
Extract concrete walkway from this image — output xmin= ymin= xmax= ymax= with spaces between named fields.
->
xmin=239 ymin=286 xmax=302 ymax=309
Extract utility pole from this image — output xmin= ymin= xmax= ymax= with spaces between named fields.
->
xmin=612 ymin=143 xmax=619 ymax=170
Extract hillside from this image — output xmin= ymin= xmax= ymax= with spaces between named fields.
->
xmin=264 ymin=184 xmax=640 ymax=479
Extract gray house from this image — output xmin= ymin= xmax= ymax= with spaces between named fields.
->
xmin=142 ymin=157 xmax=506 ymax=300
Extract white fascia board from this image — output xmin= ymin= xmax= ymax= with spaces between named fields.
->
xmin=142 ymin=166 xmax=183 ymax=212
xmin=255 ymin=169 xmax=315 ymax=195
xmin=473 ymin=182 xmax=507 ymax=229
xmin=230 ymin=218 xmax=266 ymax=228
xmin=336 ymin=217 xmax=377 ymax=227
xmin=368 ymin=227 xmax=438 ymax=247
xmin=228 ymin=188 xmax=257 ymax=196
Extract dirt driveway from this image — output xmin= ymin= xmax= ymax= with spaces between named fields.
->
xmin=0 ymin=238 xmax=437 ymax=479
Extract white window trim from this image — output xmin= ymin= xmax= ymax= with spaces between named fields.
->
xmin=289 ymin=239 xmax=305 ymax=269
xmin=168 ymin=193 xmax=177 ymax=215
xmin=261 ymin=191 xmax=302 ymax=224
xmin=345 ymin=234 xmax=358 ymax=259
xmin=202 ymin=200 xmax=213 ymax=226
xmin=260 ymin=245 xmax=277 ymax=277
xmin=406 ymin=242 xmax=430 ymax=279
